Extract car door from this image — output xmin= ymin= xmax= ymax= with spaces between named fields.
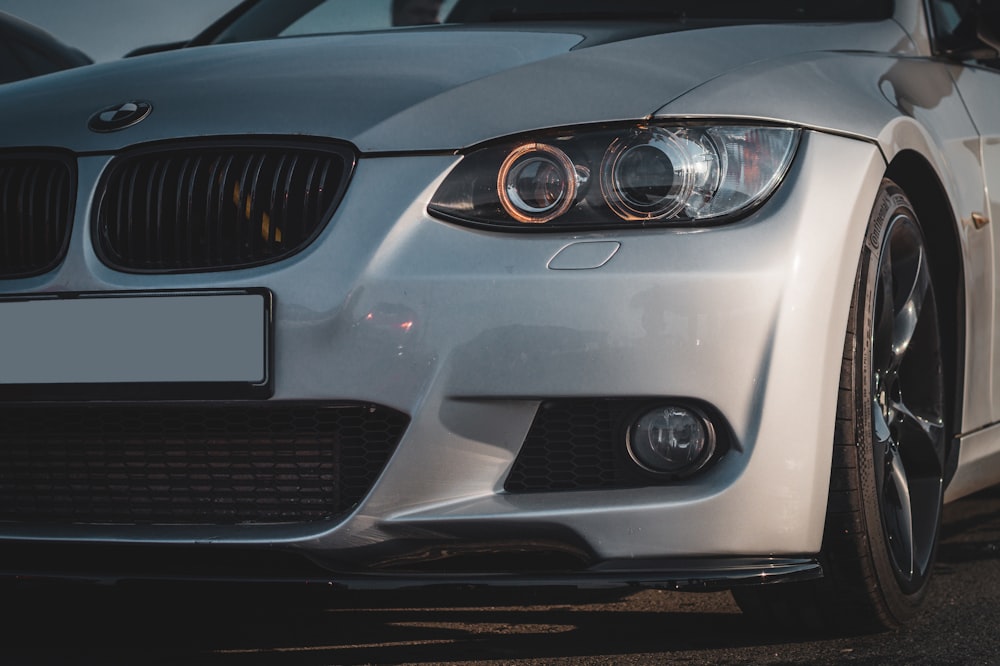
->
xmin=926 ymin=1 xmax=1000 ymax=434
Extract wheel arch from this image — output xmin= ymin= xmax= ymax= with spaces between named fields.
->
xmin=884 ymin=150 xmax=965 ymax=485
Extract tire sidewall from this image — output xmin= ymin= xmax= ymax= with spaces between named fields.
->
xmin=853 ymin=179 xmax=939 ymax=620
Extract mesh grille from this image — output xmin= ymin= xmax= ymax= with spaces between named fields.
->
xmin=94 ymin=140 xmax=355 ymax=272
xmin=0 ymin=402 xmax=407 ymax=525
xmin=0 ymin=153 xmax=74 ymax=278
xmin=505 ymin=400 xmax=628 ymax=493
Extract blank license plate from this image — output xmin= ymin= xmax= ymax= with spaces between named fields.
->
xmin=0 ymin=290 xmax=271 ymax=395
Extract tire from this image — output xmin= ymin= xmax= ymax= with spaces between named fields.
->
xmin=734 ymin=179 xmax=948 ymax=634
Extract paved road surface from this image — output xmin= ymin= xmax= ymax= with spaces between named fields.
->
xmin=4 ymin=486 xmax=1000 ymax=665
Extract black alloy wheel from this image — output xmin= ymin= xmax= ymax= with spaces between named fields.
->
xmin=869 ymin=195 xmax=946 ymax=594
xmin=734 ymin=179 xmax=948 ymax=633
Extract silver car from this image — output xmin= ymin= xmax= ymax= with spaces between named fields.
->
xmin=0 ymin=0 xmax=998 ymax=634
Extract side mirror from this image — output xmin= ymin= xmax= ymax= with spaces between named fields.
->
xmin=977 ymin=0 xmax=1000 ymax=54
xmin=935 ymin=0 xmax=999 ymax=61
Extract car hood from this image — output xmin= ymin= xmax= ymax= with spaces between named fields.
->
xmin=0 ymin=21 xmax=910 ymax=153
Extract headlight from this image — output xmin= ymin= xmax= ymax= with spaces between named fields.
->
xmin=498 ymin=143 xmax=578 ymax=223
xmin=429 ymin=122 xmax=800 ymax=230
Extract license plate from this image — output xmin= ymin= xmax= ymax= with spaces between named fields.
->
xmin=0 ymin=290 xmax=272 ymax=399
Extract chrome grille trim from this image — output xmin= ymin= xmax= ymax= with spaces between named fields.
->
xmin=94 ymin=139 xmax=356 ymax=273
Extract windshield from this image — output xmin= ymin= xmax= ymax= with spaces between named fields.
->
xmin=204 ymin=0 xmax=894 ymax=45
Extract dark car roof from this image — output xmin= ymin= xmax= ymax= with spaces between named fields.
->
xmin=0 ymin=11 xmax=92 ymax=84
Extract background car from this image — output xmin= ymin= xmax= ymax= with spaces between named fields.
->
xmin=126 ymin=0 xmax=457 ymax=56
xmin=0 ymin=11 xmax=90 ymax=83
xmin=1 ymin=0 xmax=1000 ymax=637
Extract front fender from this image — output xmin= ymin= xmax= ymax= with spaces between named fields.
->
xmin=660 ymin=50 xmax=992 ymax=433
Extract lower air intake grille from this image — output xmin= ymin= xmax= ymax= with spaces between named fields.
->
xmin=506 ymin=400 xmax=629 ymax=493
xmin=0 ymin=402 xmax=407 ymax=525
xmin=0 ymin=153 xmax=75 ymax=278
xmin=94 ymin=139 xmax=355 ymax=273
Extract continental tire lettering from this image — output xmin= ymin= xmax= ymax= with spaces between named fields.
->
xmin=868 ymin=194 xmax=892 ymax=253
xmin=866 ymin=184 xmax=904 ymax=253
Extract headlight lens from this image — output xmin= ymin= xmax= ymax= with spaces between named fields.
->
xmin=429 ymin=123 xmax=799 ymax=230
xmin=602 ymin=128 xmax=721 ymax=221
xmin=498 ymin=143 xmax=578 ymax=223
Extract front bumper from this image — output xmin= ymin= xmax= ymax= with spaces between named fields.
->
xmin=0 ymin=130 xmax=885 ymax=583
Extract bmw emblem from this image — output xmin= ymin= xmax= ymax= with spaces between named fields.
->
xmin=88 ymin=100 xmax=153 ymax=133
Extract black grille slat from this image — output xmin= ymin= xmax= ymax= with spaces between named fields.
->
xmin=173 ymin=157 xmax=191 ymax=267
xmin=143 ymin=159 xmax=158 ymax=262
xmin=96 ymin=141 xmax=354 ymax=273
xmin=126 ymin=162 xmax=140 ymax=264
xmin=0 ymin=403 xmax=408 ymax=525
xmin=1 ymin=166 xmax=9 ymax=269
xmin=155 ymin=157 xmax=170 ymax=266
xmin=233 ymin=155 xmax=252 ymax=265
xmin=209 ymin=157 xmax=233 ymax=262
xmin=114 ymin=163 xmax=127 ymax=258
xmin=281 ymin=155 xmax=300 ymax=244
xmin=247 ymin=153 xmax=267 ymax=262
xmin=42 ymin=167 xmax=56 ymax=258
xmin=0 ymin=154 xmax=74 ymax=278
xmin=302 ymin=158 xmax=320 ymax=241
xmin=20 ymin=165 xmax=35 ymax=259
xmin=267 ymin=154 xmax=288 ymax=247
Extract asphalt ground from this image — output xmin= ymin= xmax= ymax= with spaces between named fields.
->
xmin=3 ymin=485 xmax=1000 ymax=665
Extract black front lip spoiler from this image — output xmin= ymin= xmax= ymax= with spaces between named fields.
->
xmin=0 ymin=556 xmax=822 ymax=591
xmin=290 ymin=557 xmax=823 ymax=592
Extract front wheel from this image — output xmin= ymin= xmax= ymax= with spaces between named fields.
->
xmin=734 ymin=179 xmax=948 ymax=633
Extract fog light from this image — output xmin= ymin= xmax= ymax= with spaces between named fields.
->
xmin=627 ymin=406 xmax=715 ymax=476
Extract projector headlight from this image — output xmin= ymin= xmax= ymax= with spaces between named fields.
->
xmin=429 ymin=122 xmax=799 ymax=230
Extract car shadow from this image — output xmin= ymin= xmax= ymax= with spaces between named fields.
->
xmin=935 ymin=483 xmax=1000 ymax=570
xmin=0 ymin=582 xmax=816 ymax=663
